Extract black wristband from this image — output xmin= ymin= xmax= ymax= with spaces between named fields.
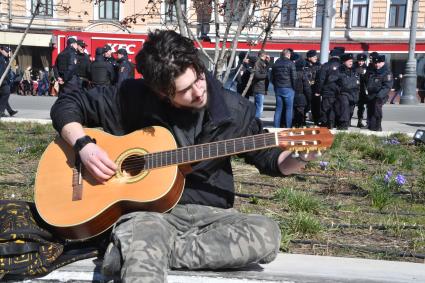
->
xmin=73 ymin=135 xmax=96 ymax=152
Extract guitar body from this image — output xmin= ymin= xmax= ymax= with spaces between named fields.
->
xmin=34 ymin=126 xmax=185 ymax=240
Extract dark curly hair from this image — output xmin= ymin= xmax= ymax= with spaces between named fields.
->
xmin=135 ymin=30 xmax=206 ymax=99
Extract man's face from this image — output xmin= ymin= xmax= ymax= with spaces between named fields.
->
xmin=375 ymin=61 xmax=385 ymax=69
xmin=358 ymin=60 xmax=365 ymax=66
xmin=71 ymin=43 xmax=78 ymax=50
xmin=171 ymin=67 xmax=207 ymax=110
xmin=77 ymin=45 xmax=84 ymax=53
xmin=344 ymin=59 xmax=353 ymax=68
xmin=309 ymin=56 xmax=317 ymax=63
xmin=104 ymin=50 xmax=112 ymax=58
xmin=0 ymin=49 xmax=8 ymax=57
xmin=117 ymin=53 xmax=124 ymax=60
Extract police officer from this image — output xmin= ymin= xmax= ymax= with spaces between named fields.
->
xmin=354 ymin=53 xmax=368 ymax=128
xmin=76 ymin=40 xmax=91 ymax=90
xmin=90 ymin=47 xmax=115 ymax=86
xmin=316 ymin=48 xmax=342 ymax=129
xmin=335 ymin=53 xmax=359 ymax=130
xmin=115 ymin=48 xmax=135 ymax=88
xmin=366 ymin=55 xmax=393 ymax=131
xmin=305 ymin=50 xmax=321 ymax=124
xmin=54 ymin=37 xmax=79 ymax=95
xmin=0 ymin=46 xmax=17 ymax=117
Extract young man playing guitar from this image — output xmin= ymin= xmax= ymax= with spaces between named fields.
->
xmin=50 ymin=30 xmax=317 ymax=282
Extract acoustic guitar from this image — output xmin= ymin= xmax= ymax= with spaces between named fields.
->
xmin=34 ymin=126 xmax=334 ymax=240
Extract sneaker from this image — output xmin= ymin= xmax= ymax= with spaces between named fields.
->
xmin=357 ymin=122 xmax=365 ymax=128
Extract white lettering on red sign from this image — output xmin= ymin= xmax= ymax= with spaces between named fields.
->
xmin=107 ymin=43 xmax=137 ymax=54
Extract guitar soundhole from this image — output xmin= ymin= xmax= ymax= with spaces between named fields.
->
xmin=121 ymin=154 xmax=145 ymax=176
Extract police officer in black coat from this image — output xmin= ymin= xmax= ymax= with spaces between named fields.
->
xmin=103 ymin=45 xmax=118 ymax=79
xmin=335 ymin=53 xmax=360 ymax=130
xmin=0 ymin=46 xmax=17 ymax=117
xmin=76 ymin=40 xmax=91 ymax=90
xmin=90 ymin=47 xmax=115 ymax=86
xmin=354 ymin=53 xmax=368 ymax=128
xmin=292 ymin=59 xmax=312 ymax=127
xmin=116 ymin=48 xmax=135 ymax=88
xmin=54 ymin=37 xmax=79 ymax=95
xmin=316 ymin=48 xmax=342 ymax=129
xmin=305 ymin=50 xmax=321 ymax=124
xmin=366 ymin=55 xmax=393 ymax=131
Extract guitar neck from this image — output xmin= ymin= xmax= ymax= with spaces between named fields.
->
xmin=143 ymin=132 xmax=278 ymax=169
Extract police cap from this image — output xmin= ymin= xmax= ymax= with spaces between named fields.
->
xmin=290 ymin=52 xmax=300 ymax=61
xmin=356 ymin=53 xmax=367 ymax=61
xmin=76 ymin=40 xmax=86 ymax=47
xmin=306 ymin=50 xmax=317 ymax=58
xmin=0 ymin=46 xmax=10 ymax=53
xmin=372 ymin=55 xmax=386 ymax=63
xmin=329 ymin=48 xmax=343 ymax=58
xmin=67 ymin=37 xmax=77 ymax=46
xmin=333 ymin=46 xmax=346 ymax=53
xmin=340 ymin=53 xmax=353 ymax=62
xmin=369 ymin=51 xmax=379 ymax=60
xmin=103 ymin=44 xmax=112 ymax=52
xmin=116 ymin=48 xmax=128 ymax=56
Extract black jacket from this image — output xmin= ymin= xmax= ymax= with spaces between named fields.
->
xmin=76 ymin=52 xmax=91 ymax=79
xmin=317 ymin=58 xmax=340 ymax=97
xmin=54 ymin=46 xmax=78 ymax=82
xmin=50 ymin=74 xmax=283 ymax=209
xmin=354 ymin=62 xmax=368 ymax=100
xmin=366 ymin=64 xmax=393 ymax=100
xmin=305 ymin=60 xmax=321 ymax=93
xmin=90 ymin=55 xmax=115 ymax=85
xmin=271 ymin=57 xmax=296 ymax=89
xmin=116 ymin=57 xmax=135 ymax=88
xmin=293 ymin=69 xmax=311 ymax=107
xmin=337 ymin=65 xmax=360 ymax=103
xmin=252 ymin=58 xmax=269 ymax=94
xmin=0 ymin=55 xmax=12 ymax=86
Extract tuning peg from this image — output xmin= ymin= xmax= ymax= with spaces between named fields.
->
xmin=292 ymin=151 xmax=299 ymax=158
xmin=303 ymin=149 xmax=310 ymax=159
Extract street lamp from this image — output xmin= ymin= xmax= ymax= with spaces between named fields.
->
xmin=400 ymin=0 xmax=419 ymax=105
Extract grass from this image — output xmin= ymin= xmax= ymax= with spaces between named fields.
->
xmin=2 ymin=122 xmax=425 ymax=263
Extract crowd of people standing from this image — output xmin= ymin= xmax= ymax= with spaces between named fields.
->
xmin=54 ymin=37 xmax=135 ymax=96
xmin=237 ymin=47 xmax=395 ymax=132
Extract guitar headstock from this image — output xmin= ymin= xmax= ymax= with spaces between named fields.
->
xmin=277 ymin=127 xmax=334 ymax=156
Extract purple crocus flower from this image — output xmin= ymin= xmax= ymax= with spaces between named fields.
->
xmin=384 ymin=171 xmax=393 ymax=183
xmin=319 ymin=161 xmax=329 ymax=170
xmin=395 ymin=174 xmax=406 ymax=186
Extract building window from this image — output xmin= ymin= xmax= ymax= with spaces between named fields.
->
xmin=352 ymin=0 xmax=368 ymax=27
xmin=315 ymin=0 xmax=325 ymax=28
xmin=389 ymin=0 xmax=407 ymax=28
xmin=165 ymin=0 xmax=186 ymax=22
xmin=32 ymin=0 xmax=53 ymax=17
xmin=99 ymin=0 xmax=120 ymax=20
xmin=281 ymin=0 xmax=297 ymax=27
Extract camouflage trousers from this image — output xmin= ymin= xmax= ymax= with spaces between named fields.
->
xmin=102 ymin=204 xmax=281 ymax=283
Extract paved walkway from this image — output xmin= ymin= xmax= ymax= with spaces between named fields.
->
xmin=26 ymin=253 xmax=425 ymax=283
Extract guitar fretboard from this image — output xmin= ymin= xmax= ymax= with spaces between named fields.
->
xmin=139 ymin=132 xmax=278 ymax=169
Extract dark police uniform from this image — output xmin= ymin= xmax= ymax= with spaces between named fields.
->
xmin=0 ymin=49 xmax=12 ymax=116
xmin=76 ymin=51 xmax=91 ymax=89
xmin=335 ymin=61 xmax=360 ymax=129
xmin=54 ymin=40 xmax=79 ymax=95
xmin=305 ymin=60 xmax=321 ymax=125
xmin=366 ymin=56 xmax=393 ymax=131
xmin=116 ymin=49 xmax=135 ymax=88
xmin=354 ymin=55 xmax=368 ymax=127
xmin=317 ymin=56 xmax=340 ymax=128
xmin=90 ymin=48 xmax=115 ymax=86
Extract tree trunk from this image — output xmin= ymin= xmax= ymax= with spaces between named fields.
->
xmin=174 ymin=0 xmax=188 ymax=37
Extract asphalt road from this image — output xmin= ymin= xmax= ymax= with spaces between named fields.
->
xmin=4 ymin=94 xmax=425 ymax=134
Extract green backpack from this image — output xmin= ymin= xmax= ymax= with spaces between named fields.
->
xmin=0 ymin=200 xmax=99 ymax=280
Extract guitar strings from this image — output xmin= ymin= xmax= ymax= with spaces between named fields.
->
xmin=117 ymin=135 xmax=323 ymax=172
